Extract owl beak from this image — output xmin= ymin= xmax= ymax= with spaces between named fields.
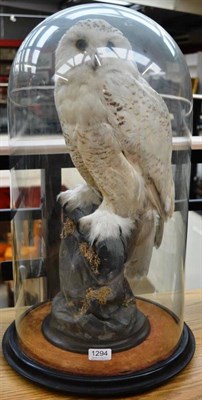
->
xmin=93 ymin=52 xmax=102 ymax=69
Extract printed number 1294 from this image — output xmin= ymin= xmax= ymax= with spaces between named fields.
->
xmin=88 ymin=349 xmax=112 ymax=361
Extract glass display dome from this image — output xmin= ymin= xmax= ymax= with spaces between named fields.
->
xmin=3 ymin=3 xmax=195 ymax=396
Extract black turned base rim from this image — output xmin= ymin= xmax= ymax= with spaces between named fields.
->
xmin=2 ymin=321 xmax=195 ymax=397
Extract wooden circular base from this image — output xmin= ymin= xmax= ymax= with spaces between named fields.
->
xmin=2 ymin=299 xmax=195 ymax=396
xmin=18 ymin=299 xmax=181 ymax=375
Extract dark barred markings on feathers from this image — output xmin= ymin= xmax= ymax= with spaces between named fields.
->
xmin=55 ymin=18 xmax=174 ymax=282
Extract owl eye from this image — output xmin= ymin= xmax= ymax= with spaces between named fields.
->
xmin=75 ymin=39 xmax=88 ymax=51
xmin=107 ymin=41 xmax=115 ymax=49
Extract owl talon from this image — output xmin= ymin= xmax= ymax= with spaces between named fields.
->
xmin=57 ymin=184 xmax=101 ymax=211
xmin=78 ymin=210 xmax=134 ymax=245
xmin=57 ymin=191 xmax=69 ymax=207
xmin=77 ymin=218 xmax=91 ymax=237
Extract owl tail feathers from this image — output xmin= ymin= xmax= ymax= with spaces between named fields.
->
xmin=124 ymin=212 xmax=156 ymax=282
xmin=154 ymin=214 xmax=164 ymax=248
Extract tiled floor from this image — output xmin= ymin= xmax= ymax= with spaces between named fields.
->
xmin=0 ymin=211 xmax=201 ymax=308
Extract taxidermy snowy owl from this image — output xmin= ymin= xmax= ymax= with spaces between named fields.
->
xmin=55 ymin=19 xmax=174 ymax=280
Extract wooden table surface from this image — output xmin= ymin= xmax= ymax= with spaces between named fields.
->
xmin=0 ymin=290 xmax=202 ymax=400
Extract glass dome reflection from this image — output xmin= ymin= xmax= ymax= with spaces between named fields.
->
xmin=4 ymin=4 xmax=195 ymax=396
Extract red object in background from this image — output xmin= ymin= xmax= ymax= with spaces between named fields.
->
xmin=14 ymin=187 xmax=41 ymax=208
xmin=0 ymin=39 xmax=22 ymax=48
xmin=0 ymin=185 xmax=68 ymax=210
xmin=0 ymin=187 xmax=41 ymax=209
xmin=0 ymin=187 xmax=10 ymax=208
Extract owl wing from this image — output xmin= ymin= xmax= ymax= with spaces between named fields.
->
xmin=102 ymin=68 xmax=174 ymax=281
xmin=102 ymin=68 xmax=174 ymax=222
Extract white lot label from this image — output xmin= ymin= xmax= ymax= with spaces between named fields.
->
xmin=88 ymin=348 xmax=112 ymax=361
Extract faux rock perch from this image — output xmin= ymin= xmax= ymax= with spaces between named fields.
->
xmin=42 ymin=203 xmax=150 ymax=353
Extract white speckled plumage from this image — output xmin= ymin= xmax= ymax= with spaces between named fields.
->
xmin=55 ymin=19 xmax=174 ymax=280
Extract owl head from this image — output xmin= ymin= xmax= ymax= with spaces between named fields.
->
xmin=55 ymin=19 xmax=136 ymax=78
